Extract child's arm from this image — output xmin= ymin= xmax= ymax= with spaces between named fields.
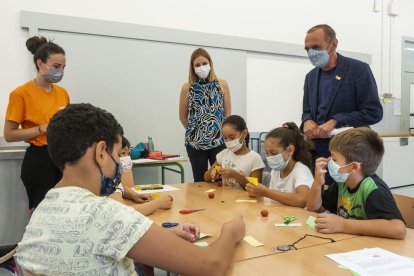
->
xmin=306 ymin=157 xmax=329 ymax=212
xmin=220 ymin=168 xmax=250 ymax=189
xmin=249 ymin=168 xmax=263 ymax=183
xmin=246 ymin=184 xmax=309 ymax=208
xmin=204 ymin=161 xmax=219 ymax=182
xmin=131 ymin=195 xmax=173 ymax=216
xmin=315 ymin=213 xmax=406 ymax=239
xmin=123 ymin=184 xmax=152 ymax=203
xmin=110 ymin=192 xmax=173 ymax=216
xmin=127 ymin=215 xmax=245 ymax=276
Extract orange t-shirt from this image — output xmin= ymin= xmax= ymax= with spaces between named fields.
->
xmin=5 ymin=81 xmax=70 ymax=146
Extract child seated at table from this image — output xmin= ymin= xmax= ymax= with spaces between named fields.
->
xmin=306 ymin=127 xmax=406 ymax=239
xmin=204 ymin=115 xmax=265 ymax=189
xmin=246 ymin=122 xmax=314 ymax=207
xmin=109 ymin=136 xmax=174 ymax=216
xmin=16 ymin=103 xmax=246 ymax=275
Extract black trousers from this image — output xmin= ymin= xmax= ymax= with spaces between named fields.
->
xmin=21 ymin=145 xmax=62 ymax=209
xmin=186 ymin=144 xmax=226 ymax=182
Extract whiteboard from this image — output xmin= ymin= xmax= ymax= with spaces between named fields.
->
xmin=39 ymin=30 xmax=246 ymax=183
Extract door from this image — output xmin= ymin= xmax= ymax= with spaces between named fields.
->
xmin=401 ymin=39 xmax=414 ymax=132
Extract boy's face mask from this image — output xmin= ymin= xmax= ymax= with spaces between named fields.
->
xmin=120 ymin=156 xmax=132 ymax=172
xmin=328 ymin=159 xmax=351 ymax=183
xmin=99 ymin=152 xmax=123 ymax=196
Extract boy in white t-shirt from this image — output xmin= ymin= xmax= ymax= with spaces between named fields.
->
xmin=16 ymin=103 xmax=246 ymax=276
xmin=205 ymin=115 xmax=265 ymax=189
xmin=247 ymin=122 xmax=313 ymax=207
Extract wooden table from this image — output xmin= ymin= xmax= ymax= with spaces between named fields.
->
xmin=227 ymin=230 xmax=414 ymax=275
xmin=132 ymin=158 xmax=187 ymax=184
xmin=146 ymin=182 xmax=356 ymax=261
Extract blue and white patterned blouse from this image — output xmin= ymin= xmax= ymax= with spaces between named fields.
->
xmin=185 ymin=79 xmax=225 ymax=150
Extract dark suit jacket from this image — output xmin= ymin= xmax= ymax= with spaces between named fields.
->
xmin=302 ymin=54 xmax=383 ymax=128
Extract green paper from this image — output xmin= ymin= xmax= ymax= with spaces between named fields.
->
xmin=338 ymin=265 xmax=360 ymax=276
xmin=194 ymin=241 xmax=209 ymax=247
xmin=306 ymin=216 xmax=316 ymax=229
xmin=274 ymin=223 xmax=302 ymax=227
xmin=198 ymin=233 xmax=212 ymax=240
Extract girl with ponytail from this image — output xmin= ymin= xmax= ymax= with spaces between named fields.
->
xmin=246 ymin=122 xmax=314 ymax=207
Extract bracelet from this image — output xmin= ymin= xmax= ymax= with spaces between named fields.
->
xmin=38 ymin=125 xmax=42 ymax=134
xmin=115 ymin=183 xmax=125 ymax=197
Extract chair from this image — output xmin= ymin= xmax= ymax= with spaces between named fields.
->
xmin=392 ymin=193 xmax=414 ymax=229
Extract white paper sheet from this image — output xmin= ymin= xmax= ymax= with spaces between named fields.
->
xmin=326 ymin=247 xmax=414 ymax=276
xmin=132 ymin=184 xmax=180 ymax=194
xmin=330 ymin=127 xmax=353 ymax=136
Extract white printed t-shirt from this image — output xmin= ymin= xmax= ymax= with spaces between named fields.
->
xmin=216 ymin=149 xmax=265 ymax=189
xmin=16 ymin=186 xmax=153 ymax=275
xmin=269 ymin=161 xmax=313 ymax=193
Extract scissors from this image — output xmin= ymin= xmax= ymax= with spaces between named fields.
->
xmin=283 ymin=216 xmax=297 ymax=225
xmin=179 ymin=209 xmax=205 ymax=215
xmin=162 ymin=222 xmax=179 ymax=228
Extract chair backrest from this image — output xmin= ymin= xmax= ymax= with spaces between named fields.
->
xmin=392 ymin=193 xmax=414 ymax=229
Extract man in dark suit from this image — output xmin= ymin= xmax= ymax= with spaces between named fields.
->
xmin=301 ymin=24 xmax=383 ymax=182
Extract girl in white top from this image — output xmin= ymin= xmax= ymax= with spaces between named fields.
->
xmin=246 ymin=122 xmax=313 ymax=207
xmin=204 ymin=115 xmax=265 ymax=189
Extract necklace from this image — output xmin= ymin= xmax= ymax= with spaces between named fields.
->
xmin=33 ymin=78 xmax=51 ymax=92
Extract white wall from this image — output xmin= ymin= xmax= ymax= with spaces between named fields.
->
xmin=1 ymin=0 xmax=413 ymax=133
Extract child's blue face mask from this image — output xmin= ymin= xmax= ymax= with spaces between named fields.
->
xmin=328 ymin=159 xmax=351 ymax=183
xmin=267 ymin=151 xmax=291 ymax=171
xmin=99 ymin=152 xmax=123 ymax=196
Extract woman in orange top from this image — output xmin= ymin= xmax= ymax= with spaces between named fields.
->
xmin=4 ymin=36 xmax=69 ymax=209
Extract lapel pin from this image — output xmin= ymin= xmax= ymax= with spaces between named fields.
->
xmin=335 ymin=75 xmax=342 ymax=81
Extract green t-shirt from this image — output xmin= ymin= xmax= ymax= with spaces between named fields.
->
xmin=336 ymin=177 xmax=377 ymax=219
xmin=322 ymin=174 xmax=404 ymax=222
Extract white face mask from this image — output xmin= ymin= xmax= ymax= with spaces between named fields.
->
xmin=194 ymin=64 xmax=211 ymax=79
xmin=120 ymin=156 xmax=132 ymax=173
xmin=225 ymin=134 xmax=244 ymax=153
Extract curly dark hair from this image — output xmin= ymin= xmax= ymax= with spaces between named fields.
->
xmin=265 ymin=122 xmax=312 ymax=168
xmin=47 ymin=103 xmax=124 ymax=171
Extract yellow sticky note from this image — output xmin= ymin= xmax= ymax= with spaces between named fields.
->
xmin=246 ymin=177 xmax=258 ymax=185
xmin=243 ymin=236 xmax=264 ymax=247
xmin=204 ymin=189 xmax=216 ymax=193
xmin=306 ymin=216 xmax=317 ymax=229
xmin=150 ymin=193 xmax=160 ymax=199
xmin=235 ymin=199 xmax=258 ymax=203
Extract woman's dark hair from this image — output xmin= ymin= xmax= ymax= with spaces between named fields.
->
xmin=122 ymin=136 xmax=131 ymax=149
xmin=265 ymin=122 xmax=312 ymax=168
xmin=47 ymin=103 xmax=124 ymax=171
xmin=26 ymin=36 xmax=65 ymax=70
xmin=222 ymin=115 xmax=250 ymax=147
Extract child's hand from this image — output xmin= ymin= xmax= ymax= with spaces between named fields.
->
xmin=171 ymin=223 xmax=200 ymax=242
xmin=131 ymin=193 xmax=152 ymax=203
xmin=314 ymin=157 xmax=329 ymax=186
xmin=246 ymin=183 xmax=267 ymax=198
xmin=222 ymin=215 xmax=246 ymax=243
xmin=315 ymin=213 xmax=345 ymax=234
xmin=156 ymin=195 xmax=173 ymax=210
xmin=210 ymin=168 xmax=218 ymax=180
xmin=219 ymin=168 xmax=237 ymax=179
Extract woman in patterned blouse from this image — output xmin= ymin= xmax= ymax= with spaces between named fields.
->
xmin=179 ymin=48 xmax=231 ymax=182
